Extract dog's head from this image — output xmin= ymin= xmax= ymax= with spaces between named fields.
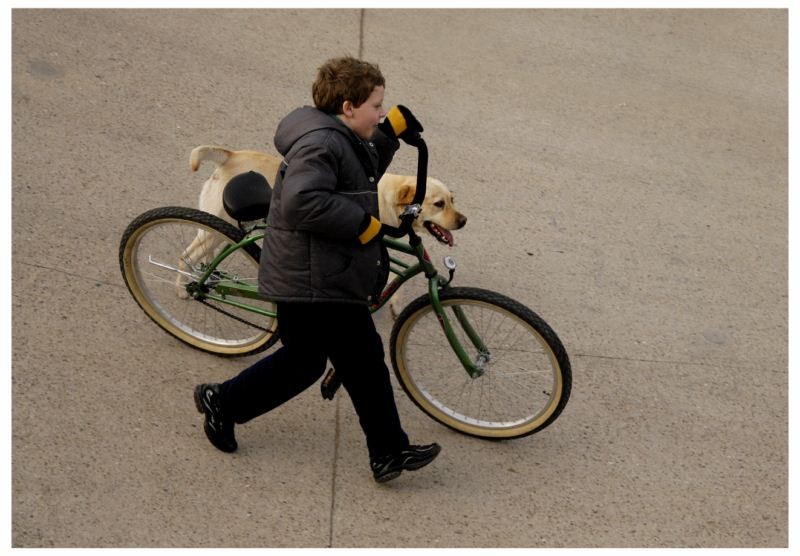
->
xmin=392 ymin=176 xmax=467 ymax=246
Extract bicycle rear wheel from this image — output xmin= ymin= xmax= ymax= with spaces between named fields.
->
xmin=390 ymin=287 xmax=571 ymax=439
xmin=119 ymin=206 xmax=278 ymax=356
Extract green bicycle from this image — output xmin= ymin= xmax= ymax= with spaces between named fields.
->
xmin=119 ymin=138 xmax=571 ymax=439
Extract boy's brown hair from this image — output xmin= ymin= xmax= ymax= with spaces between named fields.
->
xmin=312 ymin=56 xmax=385 ymax=114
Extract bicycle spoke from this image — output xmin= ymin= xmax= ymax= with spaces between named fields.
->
xmin=121 ymin=208 xmax=278 ymax=355
xmin=392 ymin=289 xmax=569 ymax=437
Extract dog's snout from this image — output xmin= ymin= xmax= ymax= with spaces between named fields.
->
xmin=456 ymin=213 xmax=467 ymax=229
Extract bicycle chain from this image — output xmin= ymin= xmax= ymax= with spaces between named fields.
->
xmin=198 ymin=298 xmax=270 ymax=332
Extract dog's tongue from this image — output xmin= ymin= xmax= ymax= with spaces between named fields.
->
xmin=425 ymin=222 xmax=455 ymax=246
xmin=442 ymin=228 xmax=454 ymax=247
xmin=432 ymin=224 xmax=454 ymax=247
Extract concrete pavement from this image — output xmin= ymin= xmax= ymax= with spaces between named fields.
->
xmin=11 ymin=8 xmax=789 ymax=548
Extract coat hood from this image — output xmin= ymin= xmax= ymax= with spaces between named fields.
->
xmin=274 ymin=106 xmax=352 ymax=156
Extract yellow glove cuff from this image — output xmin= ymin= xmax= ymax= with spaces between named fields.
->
xmin=386 ymin=107 xmax=408 ymax=136
xmin=358 ymin=216 xmax=382 ymax=245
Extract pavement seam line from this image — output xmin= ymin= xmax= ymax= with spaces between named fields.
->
xmin=358 ymin=9 xmax=365 ymax=58
xmin=327 ymin=395 xmax=341 ymax=548
xmin=326 ymin=18 xmax=361 ymax=547
xmin=18 ymin=260 xmax=768 ymax=373
xmin=17 ymin=260 xmax=123 ymax=288
xmin=573 ymin=352 xmax=764 ymax=371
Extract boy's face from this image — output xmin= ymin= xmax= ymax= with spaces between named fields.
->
xmin=341 ymin=85 xmax=386 ymax=140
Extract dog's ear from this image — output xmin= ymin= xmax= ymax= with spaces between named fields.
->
xmin=398 ymin=183 xmax=416 ymax=205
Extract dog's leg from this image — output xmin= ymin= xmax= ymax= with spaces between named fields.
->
xmin=389 ymin=292 xmax=402 ymax=320
xmin=176 ymin=230 xmax=205 ymax=299
xmin=175 ymin=229 xmax=224 ymax=299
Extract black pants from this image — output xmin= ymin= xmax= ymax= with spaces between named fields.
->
xmin=218 ymin=302 xmax=410 ymax=459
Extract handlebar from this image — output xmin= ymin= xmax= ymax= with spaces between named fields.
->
xmin=381 ymin=134 xmax=427 ymax=241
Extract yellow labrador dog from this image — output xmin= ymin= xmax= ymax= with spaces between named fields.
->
xmin=185 ymin=145 xmax=467 ymax=314
xmin=191 ymin=145 xmax=466 ymax=242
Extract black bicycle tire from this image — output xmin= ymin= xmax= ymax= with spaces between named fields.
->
xmin=119 ymin=206 xmax=278 ymax=356
xmin=389 ymin=286 xmax=571 ymax=439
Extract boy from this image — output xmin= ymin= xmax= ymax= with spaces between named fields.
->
xmin=194 ymin=56 xmax=440 ymax=483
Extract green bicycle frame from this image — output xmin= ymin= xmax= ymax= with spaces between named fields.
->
xmin=194 ymin=227 xmax=485 ymax=378
xmin=194 ymin=229 xmax=275 ymax=318
xmin=381 ymin=236 xmax=488 ymax=378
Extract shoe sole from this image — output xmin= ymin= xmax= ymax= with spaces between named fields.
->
xmin=375 ymin=470 xmax=402 ymax=483
xmin=193 ymin=385 xmax=237 ymax=453
xmin=193 ymin=385 xmax=205 ymax=414
xmin=374 ymin=445 xmax=441 ymax=483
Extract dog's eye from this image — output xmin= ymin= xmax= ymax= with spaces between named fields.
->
xmin=434 ymin=200 xmax=446 ymax=209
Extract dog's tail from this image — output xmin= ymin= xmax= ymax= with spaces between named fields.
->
xmin=190 ymin=145 xmax=233 ymax=172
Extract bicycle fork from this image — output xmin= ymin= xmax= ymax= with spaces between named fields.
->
xmin=427 ymin=280 xmax=490 ymax=379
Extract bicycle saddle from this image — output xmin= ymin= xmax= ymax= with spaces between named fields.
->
xmin=223 ymin=171 xmax=271 ymax=222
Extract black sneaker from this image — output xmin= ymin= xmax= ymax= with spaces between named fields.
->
xmin=193 ymin=383 xmax=237 ymax=453
xmin=370 ymin=443 xmax=441 ymax=483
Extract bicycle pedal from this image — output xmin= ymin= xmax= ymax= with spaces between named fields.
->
xmin=321 ymin=367 xmax=342 ymax=400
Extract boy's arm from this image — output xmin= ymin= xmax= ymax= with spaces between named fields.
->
xmin=371 ymin=126 xmax=400 ymax=178
xmin=374 ymin=104 xmax=424 ymax=178
xmin=279 ymin=139 xmax=367 ymax=241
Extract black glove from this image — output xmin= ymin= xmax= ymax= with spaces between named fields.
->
xmin=358 ymin=215 xmax=405 ymax=245
xmin=378 ymin=105 xmax=423 ymax=145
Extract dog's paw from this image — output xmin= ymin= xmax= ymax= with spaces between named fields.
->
xmin=389 ymin=295 xmax=402 ymax=321
xmin=176 ymin=281 xmax=191 ymax=300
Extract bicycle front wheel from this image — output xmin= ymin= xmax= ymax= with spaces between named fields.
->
xmin=119 ymin=206 xmax=278 ymax=356
xmin=390 ymin=287 xmax=571 ymax=439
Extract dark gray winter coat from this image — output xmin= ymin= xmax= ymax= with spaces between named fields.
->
xmin=258 ymin=106 xmax=400 ymax=304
